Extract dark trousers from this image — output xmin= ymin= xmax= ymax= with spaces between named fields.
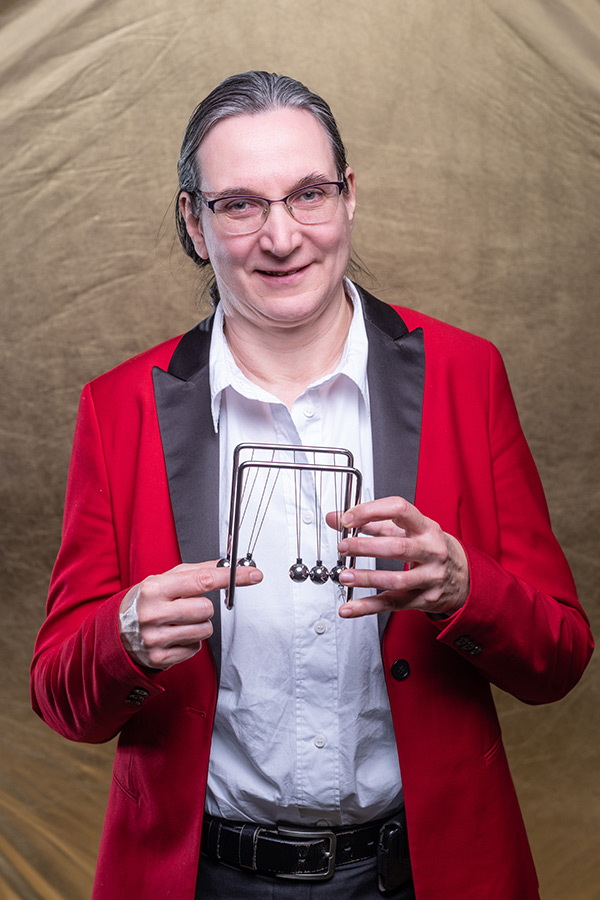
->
xmin=196 ymin=854 xmax=416 ymax=899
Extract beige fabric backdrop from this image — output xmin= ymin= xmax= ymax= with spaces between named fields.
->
xmin=1 ymin=0 xmax=598 ymax=897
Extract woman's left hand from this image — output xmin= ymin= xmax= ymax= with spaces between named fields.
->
xmin=327 ymin=496 xmax=470 ymax=619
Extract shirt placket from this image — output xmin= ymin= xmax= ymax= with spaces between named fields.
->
xmin=286 ymin=390 xmax=342 ymax=820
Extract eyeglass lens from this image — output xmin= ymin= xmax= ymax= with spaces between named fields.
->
xmin=211 ymin=183 xmax=342 ymax=235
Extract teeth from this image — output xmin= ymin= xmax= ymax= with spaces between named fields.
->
xmin=264 ymin=268 xmax=299 ymax=276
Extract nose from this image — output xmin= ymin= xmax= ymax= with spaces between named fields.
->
xmin=257 ymin=200 xmax=303 ymax=257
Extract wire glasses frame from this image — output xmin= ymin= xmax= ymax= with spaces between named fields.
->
xmin=199 ymin=180 xmax=346 ymax=235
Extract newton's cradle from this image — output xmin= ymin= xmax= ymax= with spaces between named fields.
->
xmin=218 ymin=443 xmax=362 ymax=609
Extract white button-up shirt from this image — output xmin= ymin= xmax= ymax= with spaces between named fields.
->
xmin=205 ymin=282 xmax=403 ymax=826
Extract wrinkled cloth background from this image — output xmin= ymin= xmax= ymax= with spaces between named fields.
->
xmin=1 ymin=0 xmax=598 ymax=897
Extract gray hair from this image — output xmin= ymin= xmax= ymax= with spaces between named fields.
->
xmin=175 ymin=71 xmax=350 ymax=270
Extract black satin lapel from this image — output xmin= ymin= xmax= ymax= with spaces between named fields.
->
xmin=360 ymin=288 xmax=426 ymax=641
xmin=367 ymin=329 xmax=425 ymax=507
xmin=152 ymin=319 xmax=222 ymax=681
xmin=152 ymin=366 xmax=219 ymax=563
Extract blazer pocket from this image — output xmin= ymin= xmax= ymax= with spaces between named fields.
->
xmin=112 ymin=739 xmax=139 ymax=804
xmin=112 ymin=770 xmax=140 ymax=805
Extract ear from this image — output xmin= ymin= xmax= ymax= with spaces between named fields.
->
xmin=179 ymin=192 xmax=209 ymax=259
xmin=343 ymin=167 xmax=357 ymax=228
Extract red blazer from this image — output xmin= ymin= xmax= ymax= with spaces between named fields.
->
xmin=31 ymin=289 xmax=593 ymax=899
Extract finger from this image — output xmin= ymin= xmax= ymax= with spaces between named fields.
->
xmin=177 ymin=559 xmax=265 ymax=581
xmin=337 ymin=534 xmax=428 ymax=562
xmin=341 ymin=497 xmax=427 ymax=534
xmin=327 ymin=509 xmax=406 ymax=540
xmin=143 ymin=620 xmax=214 ymax=650
xmin=140 ymin=563 xmax=262 ymax=602
xmin=141 ymin=642 xmax=204 ymax=670
xmin=138 ymin=596 xmax=216 ymax=628
xmin=338 ymin=565 xmax=438 ymax=594
xmin=234 ymin=566 xmax=264 ymax=587
xmin=325 ymin=510 xmax=343 ymax=530
xmin=338 ymin=593 xmax=419 ymax=618
xmin=354 ymin=520 xmax=407 ymax=538
xmin=138 ymin=570 xmax=264 ymax=624
xmin=158 ymin=646 xmax=203 ymax=667
xmin=136 ymin=614 xmax=214 ymax=669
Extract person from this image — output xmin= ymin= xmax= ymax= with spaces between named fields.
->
xmin=31 ymin=71 xmax=593 ymax=900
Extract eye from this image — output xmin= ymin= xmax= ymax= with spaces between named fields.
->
xmin=293 ymin=186 xmax=327 ymax=206
xmin=217 ymin=197 xmax=264 ymax=216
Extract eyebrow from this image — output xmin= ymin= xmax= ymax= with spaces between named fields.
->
xmin=204 ymin=172 xmax=334 ymax=200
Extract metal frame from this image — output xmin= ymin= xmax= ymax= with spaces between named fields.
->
xmin=223 ymin=443 xmax=362 ymax=609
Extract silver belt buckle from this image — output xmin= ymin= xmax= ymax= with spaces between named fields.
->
xmin=276 ymin=825 xmax=337 ymax=880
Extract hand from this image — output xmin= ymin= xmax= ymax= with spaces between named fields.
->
xmin=119 ymin=561 xmax=263 ymax=669
xmin=327 ymin=497 xmax=469 ymax=619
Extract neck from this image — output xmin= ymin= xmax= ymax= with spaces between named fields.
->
xmin=223 ymin=289 xmax=353 ymax=409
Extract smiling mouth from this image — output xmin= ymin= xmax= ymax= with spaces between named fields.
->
xmin=258 ymin=266 xmax=306 ymax=277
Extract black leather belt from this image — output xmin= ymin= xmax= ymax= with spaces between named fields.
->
xmin=201 ymin=812 xmax=389 ymax=881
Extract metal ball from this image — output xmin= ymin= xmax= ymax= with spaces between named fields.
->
xmin=237 ymin=555 xmax=256 ymax=567
xmin=216 ymin=557 xmax=230 ymax=568
xmin=289 ymin=559 xmax=309 ymax=582
xmin=329 ymin=562 xmax=346 ymax=583
xmin=309 ymin=562 xmax=329 ymax=584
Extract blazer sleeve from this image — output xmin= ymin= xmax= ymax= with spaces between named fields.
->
xmin=431 ymin=341 xmax=593 ymax=702
xmin=30 ymin=383 xmax=165 ymax=743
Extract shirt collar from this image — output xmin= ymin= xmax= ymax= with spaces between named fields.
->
xmin=209 ymin=278 xmax=370 ymax=432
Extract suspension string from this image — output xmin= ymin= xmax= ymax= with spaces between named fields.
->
xmin=293 ymin=452 xmax=303 ymax=560
xmin=289 ymin=449 xmax=310 ymax=582
xmin=333 ymin=454 xmax=341 ymax=544
xmin=314 ymin=456 xmax=323 ymax=562
xmin=238 ymin=448 xmax=259 ymax=531
xmin=246 ymin=459 xmax=281 ymax=558
xmin=220 ymin=448 xmax=258 ymax=567
xmin=338 ymin=456 xmax=349 ymax=545
xmin=308 ymin=453 xmax=329 ymax=584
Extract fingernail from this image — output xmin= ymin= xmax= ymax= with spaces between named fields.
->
xmin=338 ymin=540 xmax=348 ymax=553
xmin=339 ymin=605 xmax=354 ymax=618
xmin=341 ymin=512 xmax=354 ymax=527
xmin=339 ymin=571 xmax=354 ymax=584
xmin=250 ymin=570 xmax=263 ymax=582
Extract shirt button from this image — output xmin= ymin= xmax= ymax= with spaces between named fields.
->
xmin=303 ymin=406 xmax=315 ymax=418
xmin=314 ymin=621 xmax=327 ymax=635
xmin=303 ymin=511 xmax=314 ymax=524
xmin=314 ymin=734 xmax=327 ymax=749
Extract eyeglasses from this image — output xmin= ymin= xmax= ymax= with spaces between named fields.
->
xmin=199 ymin=181 xmax=345 ymax=236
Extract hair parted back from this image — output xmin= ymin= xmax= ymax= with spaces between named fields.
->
xmin=175 ymin=70 xmax=350 ymax=269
